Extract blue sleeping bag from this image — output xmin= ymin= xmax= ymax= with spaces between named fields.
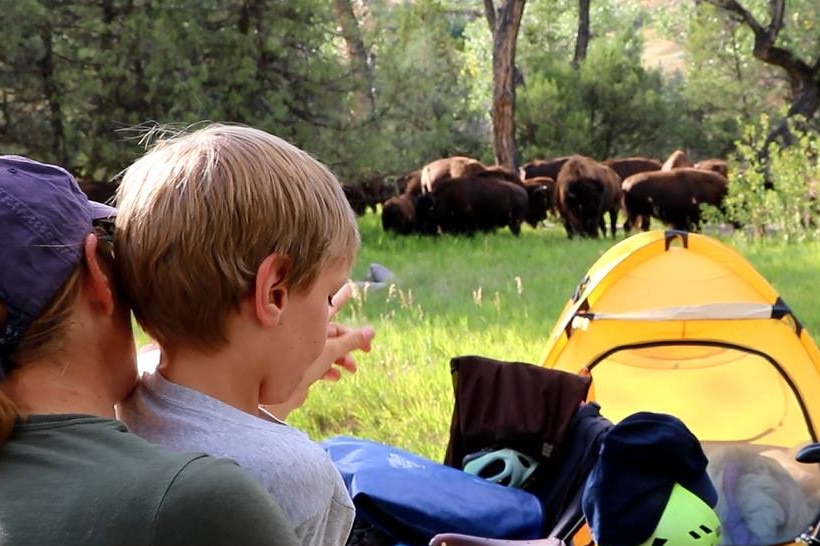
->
xmin=323 ymin=436 xmax=544 ymax=546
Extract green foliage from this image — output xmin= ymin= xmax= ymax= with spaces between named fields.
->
xmin=516 ymin=30 xmax=686 ymax=161
xmin=1 ymin=0 xmax=818 ymax=186
xmin=0 ymin=0 xmax=490 ymax=184
xmin=679 ymin=2 xmax=786 ymax=158
xmin=336 ymin=0 xmax=488 ymax=179
xmin=0 ymin=0 xmax=354 ymax=181
xmin=706 ymin=115 xmax=820 ymax=243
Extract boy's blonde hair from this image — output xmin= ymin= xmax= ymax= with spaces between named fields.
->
xmin=114 ymin=123 xmax=360 ymax=351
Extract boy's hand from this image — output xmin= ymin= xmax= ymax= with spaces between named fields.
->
xmin=319 ymin=322 xmax=375 ymax=381
xmin=318 ymin=282 xmax=374 ymax=381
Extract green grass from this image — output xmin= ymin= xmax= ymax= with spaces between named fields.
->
xmin=135 ymin=212 xmax=820 ymax=461
xmin=287 ymin=213 xmax=820 ymax=461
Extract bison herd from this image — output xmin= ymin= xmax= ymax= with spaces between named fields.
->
xmin=345 ymin=150 xmax=733 ymax=239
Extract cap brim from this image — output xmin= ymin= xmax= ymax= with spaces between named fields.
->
xmin=88 ymin=200 xmax=117 ymax=220
xmin=682 ymin=468 xmax=718 ymax=508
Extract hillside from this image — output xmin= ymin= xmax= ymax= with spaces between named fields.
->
xmin=640 ymin=0 xmax=687 ymax=74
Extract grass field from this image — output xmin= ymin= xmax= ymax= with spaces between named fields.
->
xmin=277 ymin=213 xmax=820 ymax=461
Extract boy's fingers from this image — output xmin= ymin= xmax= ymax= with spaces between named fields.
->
xmin=333 ymin=353 xmax=358 ymax=374
xmin=321 ymin=368 xmax=342 ymax=382
xmin=319 ymin=325 xmax=373 ymax=381
xmin=327 ymin=322 xmax=350 ymax=338
xmin=347 ymin=325 xmax=375 ymax=352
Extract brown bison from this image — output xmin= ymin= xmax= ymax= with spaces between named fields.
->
xmin=603 ymin=157 xmax=663 ymax=229
xmin=397 ymin=169 xmax=423 ymax=196
xmin=694 ymin=158 xmax=730 ymax=178
xmin=603 ymin=157 xmax=662 ymax=180
xmin=523 ymin=177 xmax=556 ymax=221
xmin=415 ymin=176 xmax=530 ymax=236
xmin=358 ymin=174 xmax=396 ymax=213
xmin=479 ymin=164 xmax=524 ymax=184
xmin=519 ymin=157 xmax=570 ymax=181
xmin=381 ymin=194 xmax=418 ymax=235
xmin=661 ymin=150 xmax=693 ymax=171
xmin=420 ymin=156 xmax=486 ymax=194
xmin=474 ymin=168 xmax=551 ymax=226
xmin=555 ymin=155 xmax=622 ymax=239
xmin=341 ymin=183 xmax=367 ymax=216
xmin=621 ymin=168 xmax=728 ymax=233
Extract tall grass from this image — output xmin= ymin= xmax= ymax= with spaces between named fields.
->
xmin=285 ymin=214 xmax=820 ymax=460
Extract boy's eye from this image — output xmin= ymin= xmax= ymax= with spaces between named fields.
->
xmin=328 ymin=296 xmax=335 ymax=308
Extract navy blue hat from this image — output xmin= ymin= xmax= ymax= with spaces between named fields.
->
xmin=0 ymin=156 xmax=115 ymax=373
xmin=582 ymin=412 xmax=718 ymax=546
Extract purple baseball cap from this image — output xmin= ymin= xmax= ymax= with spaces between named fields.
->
xmin=0 ymin=155 xmax=116 ymax=372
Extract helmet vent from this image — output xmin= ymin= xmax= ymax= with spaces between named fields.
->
xmin=650 ymin=539 xmax=667 ymax=546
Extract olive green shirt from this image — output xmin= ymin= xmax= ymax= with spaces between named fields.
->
xmin=0 ymin=414 xmax=299 ymax=546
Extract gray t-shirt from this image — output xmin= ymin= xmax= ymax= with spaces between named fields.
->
xmin=119 ymin=371 xmax=355 ymax=546
xmin=0 ymin=414 xmax=298 ymax=546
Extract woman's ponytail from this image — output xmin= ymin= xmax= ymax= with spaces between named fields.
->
xmin=0 ymin=392 xmax=18 ymax=447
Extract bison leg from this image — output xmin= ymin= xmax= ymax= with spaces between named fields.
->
xmin=562 ymin=219 xmax=576 ymax=239
xmin=623 ymin=212 xmax=636 ymax=234
xmin=509 ymin=219 xmax=522 ymax=236
xmin=609 ymin=208 xmax=618 ymax=238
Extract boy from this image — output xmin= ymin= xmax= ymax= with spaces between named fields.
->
xmin=115 ymin=124 xmax=374 ymax=546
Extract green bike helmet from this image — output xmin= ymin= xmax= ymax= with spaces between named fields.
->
xmin=462 ymin=448 xmax=539 ymax=488
xmin=636 ymin=483 xmax=722 ymax=546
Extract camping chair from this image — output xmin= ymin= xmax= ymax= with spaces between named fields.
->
xmin=330 ymin=355 xmax=611 ymax=546
xmin=444 ymin=355 xmax=612 ymax=542
xmin=427 ymin=437 xmax=820 ymax=546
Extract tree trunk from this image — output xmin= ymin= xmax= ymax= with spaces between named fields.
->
xmin=38 ymin=25 xmax=66 ymax=165
xmin=487 ymin=0 xmax=527 ymax=171
xmin=332 ymin=0 xmax=375 ymax=122
xmin=572 ymin=0 xmax=591 ymax=68
xmin=705 ymin=0 xmax=820 ymax=184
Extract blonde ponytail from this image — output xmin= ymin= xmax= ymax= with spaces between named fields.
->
xmin=0 ymin=229 xmax=113 ymax=448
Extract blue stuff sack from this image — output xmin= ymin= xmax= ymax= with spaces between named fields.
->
xmin=323 ymin=436 xmax=544 ymax=546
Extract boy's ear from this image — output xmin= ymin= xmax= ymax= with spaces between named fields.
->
xmin=254 ymin=253 xmax=291 ymax=326
xmin=83 ymin=233 xmax=116 ymax=315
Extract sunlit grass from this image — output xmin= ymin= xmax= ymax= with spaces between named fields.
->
xmin=289 ymin=213 xmax=820 ymax=461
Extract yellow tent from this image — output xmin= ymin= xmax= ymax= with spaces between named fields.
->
xmin=541 ymin=229 xmax=820 ymax=449
xmin=540 ymin=230 xmax=820 ymax=545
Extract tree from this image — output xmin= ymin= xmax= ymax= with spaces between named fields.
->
xmin=572 ymin=0 xmax=592 ymax=67
xmin=681 ymin=2 xmax=781 ymax=157
xmin=517 ymin=30 xmax=681 ymax=161
xmin=334 ymin=1 xmax=485 ymax=177
xmin=331 ymin=0 xmax=375 ymax=122
xmin=483 ymin=0 xmax=527 ymax=170
xmin=702 ymin=0 xmax=820 ymax=162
